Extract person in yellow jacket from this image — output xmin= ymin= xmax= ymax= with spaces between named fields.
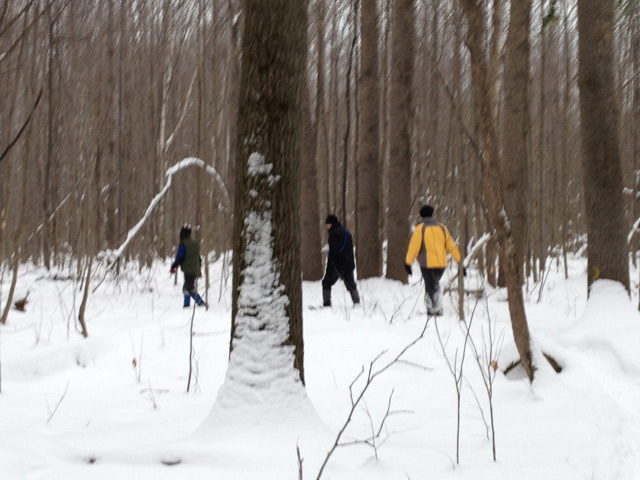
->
xmin=405 ymin=205 xmax=463 ymax=316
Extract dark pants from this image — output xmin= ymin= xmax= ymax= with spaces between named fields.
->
xmin=183 ymin=273 xmax=198 ymax=296
xmin=322 ymin=262 xmax=359 ymax=306
xmin=323 ymin=263 xmax=357 ymax=292
xmin=182 ymin=273 xmax=204 ymax=307
xmin=420 ymin=267 xmax=444 ymax=312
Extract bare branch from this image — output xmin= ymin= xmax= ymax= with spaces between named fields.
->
xmin=315 ymin=319 xmax=429 ymax=480
xmin=104 ymin=157 xmax=230 ymax=266
xmin=0 ymin=87 xmax=43 ymax=164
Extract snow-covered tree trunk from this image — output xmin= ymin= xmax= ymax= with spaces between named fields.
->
xmin=215 ymin=154 xmax=307 ymax=415
xmin=223 ymin=0 xmax=308 ymax=416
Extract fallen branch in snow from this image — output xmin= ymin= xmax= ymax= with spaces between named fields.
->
xmin=314 ymin=319 xmax=430 ymax=480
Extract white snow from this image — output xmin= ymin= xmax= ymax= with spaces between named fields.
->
xmin=208 ymin=152 xmax=309 ymax=425
xmin=1 ymin=254 xmax=640 ymax=479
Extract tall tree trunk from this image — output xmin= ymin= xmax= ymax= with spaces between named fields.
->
xmin=503 ymin=0 xmax=531 ymax=283
xmin=356 ymin=0 xmax=382 ymax=278
xmin=386 ymin=0 xmax=414 ymax=282
xmin=230 ymin=0 xmax=308 ymax=383
xmin=459 ymin=0 xmax=535 ymax=382
xmin=577 ymin=0 xmax=629 ymax=291
xmin=301 ymin=81 xmax=324 ymax=281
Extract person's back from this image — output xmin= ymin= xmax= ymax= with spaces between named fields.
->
xmin=411 ymin=217 xmax=460 ymax=269
xmin=322 ymin=215 xmax=359 ymax=307
xmin=180 ymin=237 xmax=200 ymax=275
xmin=327 ymin=221 xmax=355 ymax=271
xmin=405 ymin=205 xmax=462 ymax=316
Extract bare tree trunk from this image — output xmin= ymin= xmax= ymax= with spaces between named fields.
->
xmin=43 ymin=6 xmax=58 ymax=269
xmin=503 ymin=0 xmax=531 ymax=283
xmin=356 ymin=0 xmax=382 ymax=278
xmin=77 ymin=256 xmax=92 ymax=338
xmin=577 ymin=0 xmax=629 ymax=292
xmin=459 ymin=0 xmax=535 ymax=382
xmin=0 ymin=258 xmax=18 ymax=325
xmin=301 ymin=79 xmax=324 ymax=280
xmin=386 ymin=0 xmax=414 ymax=282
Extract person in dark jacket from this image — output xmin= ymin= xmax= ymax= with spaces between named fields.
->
xmin=170 ymin=224 xmax=207 ymax=309
xmin=322 ymin=214 xmax=360 ymax=307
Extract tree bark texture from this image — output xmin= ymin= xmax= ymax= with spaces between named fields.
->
xmin=231 ymin=0 xmax=308 ymax=382
xmin=459 ymin=0 xmax=535 ymax=382
xmin=301 ymin=82 xmax=324 ymax=281
xmin=577 ymin=0 xmax=630 ymax=291
xmin=503 ymin=0 xmax=531 ymax=281
xmin=356 ymin=0 xmax=383 ymax=279
xmin=386 ymin=0 xmax=414 ymax=282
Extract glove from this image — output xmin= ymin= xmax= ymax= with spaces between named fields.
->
xmin=405 ymin=264 xmax=412 ymax=275
xmin=170 ymin=267 xmax=176 ymax=274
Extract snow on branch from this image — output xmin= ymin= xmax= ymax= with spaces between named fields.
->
xmin=464 ymin=233 xmax=492 ymax=268
xmin=628 ymin=216 xmax=640 ymax=245
xmin=103 ymin=157 xmax=229 ymax=265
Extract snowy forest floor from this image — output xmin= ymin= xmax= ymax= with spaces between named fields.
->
xmin=1 ymin=255 xmax=640 ymax=480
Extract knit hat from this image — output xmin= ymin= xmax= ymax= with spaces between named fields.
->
xmin=419 ymin=205 xmax=434 ymax=218
xmin=179 ymin=224 xmax=192 ymax=239
xmin=325 ymin=214 xmax=339 ymax=225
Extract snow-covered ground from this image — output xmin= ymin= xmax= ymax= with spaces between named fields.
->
xmin=1 ymin=255 xmax=639 ymax=479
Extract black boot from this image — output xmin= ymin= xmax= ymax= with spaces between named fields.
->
xmin=323 ymin=289 xmax=332 ymax=307
xmin=350 ymin=289 xmax=360 ymax=306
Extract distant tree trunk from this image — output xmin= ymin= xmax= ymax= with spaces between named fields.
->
xmin=231 ymin=0 xmax=308 ymax=382
xmin=386 ymin=0 xmax=414 ymax=282
xmin=341 ymin=0 xmax=358 ymax=222
xmin=0 ymin=259 xmax=18 ymax=325
xmin=503 ymin=0 xmax=531 ymax=283
xmin=301 ymin=82 xmax=324 ymax=281
xmin=43 ymin=6 xmax=58 ymax=269
xmin=459 ymin=0 xmax=535 ymax=382
xmin=577 ymin=0 xmax=629 ymax=292
xmin=315 ymin=1 xmax=330 ymax=219
xmin=356 ymin=0 xmax=382 ymax=278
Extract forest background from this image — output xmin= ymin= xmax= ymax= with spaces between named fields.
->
xmin=0 ymin=0 xmax=637 ymax=303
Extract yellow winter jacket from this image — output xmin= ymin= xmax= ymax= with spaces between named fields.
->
xmin=405 ymin=218 xmax=461 ymax=269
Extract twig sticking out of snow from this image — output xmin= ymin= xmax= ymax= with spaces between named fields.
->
xmin=314 ymin=319 xmax=430 ymax=480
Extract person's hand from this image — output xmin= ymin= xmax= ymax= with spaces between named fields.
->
xmin=405 ymin=264 xmax=412 ymax=275
xmin=170 ymin=267 xmax=176 ymax=274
